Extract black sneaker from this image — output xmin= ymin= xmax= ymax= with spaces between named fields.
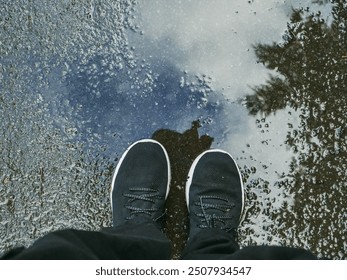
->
xmin=111 ymin=139 xmax=171 ymax=228
xmin=185 ymin=149 xmax=244 ymax=238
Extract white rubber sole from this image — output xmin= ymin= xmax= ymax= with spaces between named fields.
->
xmin=110 ymin=139 xmax=171 ymax=210
xmin=185 ymin=149 xmax=245 ymax=221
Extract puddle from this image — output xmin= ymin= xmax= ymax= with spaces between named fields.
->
xmin=0 ymin=0 xmax=346 ymax=259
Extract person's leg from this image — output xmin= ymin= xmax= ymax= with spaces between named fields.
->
xmin=2 ymin=223 xmax=170 ymax=260
xmin=182 ymin=149 xmax=244 ymax=259
xmin=224 ymin=245 xmax=317 ymax=260
xmin=181 ymin=149 xmax=316 ymax=260
xmin=2 ymin=139 xmax=172 ymax=260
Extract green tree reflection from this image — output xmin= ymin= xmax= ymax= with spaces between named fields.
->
xmin=246 ymin=1 xmax=346 ymax=259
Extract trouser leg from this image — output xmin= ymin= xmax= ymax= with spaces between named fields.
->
xmin=2 ymin=222 xmax=171 ymax=260
xmin=225 ymin=245 xmax=317 ymax=260
xmin=182 ymin=229 xmax=316 ymax=260
xmin=182 ymin=229 xmax=239 ymax=259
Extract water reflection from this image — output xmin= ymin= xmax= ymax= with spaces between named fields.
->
xmin=245 ymin=3 xmax=347 ymax=259
xmin=63 ymin=57 xmax=223 ymax=152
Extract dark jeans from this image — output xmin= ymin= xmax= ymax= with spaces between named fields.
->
xmin=1 ymin=222 xmax=316 ymax=260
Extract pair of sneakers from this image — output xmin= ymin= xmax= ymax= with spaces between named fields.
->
xmin=111 ymin=139 xmax=244 ymax=239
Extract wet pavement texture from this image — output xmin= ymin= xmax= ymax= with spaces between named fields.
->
xmin=0 ymin=0 xmax=346 ymax=259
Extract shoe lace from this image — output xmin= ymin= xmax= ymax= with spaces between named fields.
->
xmin=123 ymin=187 xmax=164 ymax=221
xmin=194 ymin=195 xmax=235 ymax=231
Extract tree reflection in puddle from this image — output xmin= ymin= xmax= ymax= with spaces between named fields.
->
xmin=245 ymin=2 xmax=346 ymax=259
